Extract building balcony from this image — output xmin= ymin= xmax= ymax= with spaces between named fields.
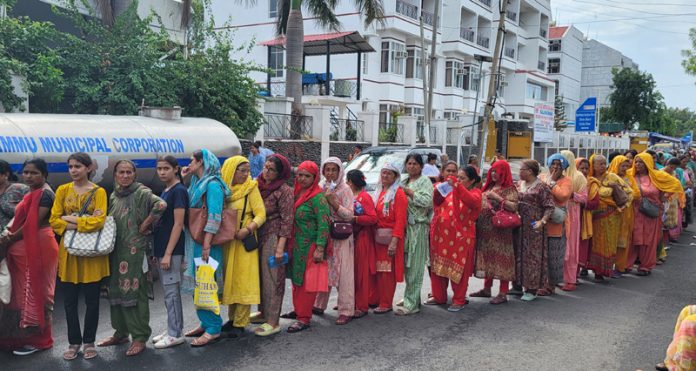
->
xmin=421 ymin=9 xmax=439 ymax=27
xmin=396 ymin=0 xmax=418 ymax=20
xmin=460 ymin=28 xmax=475 ymax=43
xmin=476 ymin=35 xmax=490 ymax=48
xmin=504 ymin=47 xmax=515 ymax=59
xmin=506 ymin=10 xmax=517 ymax=22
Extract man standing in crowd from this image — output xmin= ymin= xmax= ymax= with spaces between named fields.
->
xmin=249 ymin=141 xmax=274 ymax=179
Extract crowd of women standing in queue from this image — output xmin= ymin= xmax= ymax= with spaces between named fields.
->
xmin=0 ymin=147 xmax=693 ymax=369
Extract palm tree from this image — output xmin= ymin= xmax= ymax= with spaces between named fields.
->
xmin=275 ymin=0 xmax=385 ymax=116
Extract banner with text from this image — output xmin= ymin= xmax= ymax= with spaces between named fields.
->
xmin=534 ymin=103 xmax=555 ymax=143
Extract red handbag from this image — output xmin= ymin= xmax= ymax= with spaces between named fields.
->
xmin=304 ymin=244 xmax=329 ymax=293
xmin=491 ymin=201 xmax=521 ymax=229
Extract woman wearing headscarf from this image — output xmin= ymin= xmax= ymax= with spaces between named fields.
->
xmin=626 ymin=152 xmax=683 ymax=276
xmin=346 ymin=170 xmax=378 ymax=318
xmin=656 ymin=305 xmax=696 ymax=371
xmin=182 ymin=149 xmax=230 ymax=347
xmin=587 ymin=154 xmax=632 ymax=282
xmin=515 ymin=160 xmax=554 ymax=301
xmin=426 ymin=165 xmax=482 ymax=311
xmin=559 ymin=151 xmax=587 ymax=291
xmin=472 ymin=160 xmax=519 ymax=305
xmin=0 ymin=159 xmax=58 ymax=356
xmin=219 ymin=156 xmax=266 ymax=337
xmin=396 ymin=154 xmax=433 ymax=316
xmin=98 ymin=160 xmax=166 ymax=356
xmin=286 ymin=161 xmax=331 ymax=333
xmin=607 ymin=155 xmax=635 ymax=277
xmin=372 ymin=163 xmax=408 ymax=314
xmin=575 ymin=157 xmax=598 ymax=276
xmin=542 ymin=154 xmax=573 ymax=295
xmin=251 ymin=154 xmax=293 ymax=336
xmin=313 ymin=157 xmax=355 ymax=325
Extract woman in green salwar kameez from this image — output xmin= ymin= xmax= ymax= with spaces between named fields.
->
xmin=396 ymin=154 xmax=433 ymax=315
xmin=98 ymin=160 xmax=166 ymax=356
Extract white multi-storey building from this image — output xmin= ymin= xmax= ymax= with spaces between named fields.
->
xmin=581 ymin=39 xmax=639 ymax=109
xmin=546 ymin=25 xmax=583 ymax=123
xmin=218 ymin=0 xmax=555 ymax=141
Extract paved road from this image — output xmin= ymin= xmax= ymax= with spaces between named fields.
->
xmin=4 ymin=227 xmax=696 ymax=371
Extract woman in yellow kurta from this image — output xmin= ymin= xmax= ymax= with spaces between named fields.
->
xmin=607 ymin=155 xmax=635 ymax=276
xmin=220 ymin=156 xmax=266 ymax=336
xmin=49 ymin=152 xmax=109 ymax=361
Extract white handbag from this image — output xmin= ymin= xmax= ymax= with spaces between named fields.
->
xmin=64 ymin=188 xmax=117 ymax=257
xmin=0 ymin=258 xmax=11 ymax=304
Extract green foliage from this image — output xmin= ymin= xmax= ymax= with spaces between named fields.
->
xmin=0 ymin=0 xmax=263 ymax=137
xmin=603 ymin=67 xmax=664 ymax=131
xmin=683 ymin=28 xmax=696 ymax=77
xmin=649 ymin=107 xmax=696 ymax=137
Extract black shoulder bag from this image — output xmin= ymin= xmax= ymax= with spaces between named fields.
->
xmin=240 ymin=195 xmax=258 ymax=252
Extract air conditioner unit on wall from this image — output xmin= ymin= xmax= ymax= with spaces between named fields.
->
xmin=395 ymin=51 xmax=408 ymax=59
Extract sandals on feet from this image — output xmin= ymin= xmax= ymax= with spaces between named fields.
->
xmin=63 ymin=344 xmax=80 ymax=361
xmin=373 ymin=307 xmax=392 ymax=314
xmin=280 ymin=311 xmax=297 ymax=319
xmin=423 ymin=297 xmax=442 ymax=306
xmin=190 ymin=333 xmax=220 ymax=347
xmin=126 ymin=341 xmax=146 ymax=357
xmin=286 ymin=321 xmax=310 ymax=333
xmin=395 ymin=307 xmax=420 ymax=316
xmin=249 ymin=311 xmax=266 ymax=324
xmin=83 ymin=344 xmax=97 ymax=360
xmin=185 ymin=327 xmax=205 ymax=338
xmin=254 ymin=323 xmax=281 ymax=337
xmin=353 ymin=310 xmax=367 ymax=319
xmin=336 ymin=315 xmax=353 ymax=325
xmin=447 ymin=304 xmax=466 ymax=312
xmin=489 ymin=295 xmax=508 ymax=305
xmin=311 ymin=307 xmax=324 ymax=315
xmin=469 ymin=289 xmax=492 ymax=298
xmin=97 ymin=336 xmax=129 ymax=347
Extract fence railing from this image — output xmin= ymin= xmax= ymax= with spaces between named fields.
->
xmin=476 ymin=35 xmax=490 ymax=49
xmin=421 ymin=10 xmax=439 ymax=27
xmin=378 ymin=122 xmax=404 ymax=143
xmin=460 ymin=28 xmax=475 ymax=42
xmin=330 ymin=119 xmax=365 ymax=142
xmin=396 ymin=0 xmax=418 ymax=20
xmin=264 ymin=113 xmax=313 ymax=139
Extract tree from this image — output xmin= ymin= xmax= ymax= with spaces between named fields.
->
xmin=554 ymin=94 xmax=565 ymax=130
xmin=604 ymin=67 xmax=664 ymax=131
xmin=273 ymin=0 xmax=386 ymax=117
xmin=682 ymin=27 xmax=696 ymax=77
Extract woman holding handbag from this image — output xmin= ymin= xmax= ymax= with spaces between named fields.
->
xmin=219 ymin=156 xmax=266 ymax=337
xmin=542 ymin=155 xmax=573 ymax=295
xmin=181 ymin=149 xmax=230 ymax=347
xmin=285 ymin=161 xmax=331 ymax=333
xmin=559 ymin=151 xmax=587 ymax=292
xmin=251 ymin=154 xmax=294 ymax=336
xmin=626 ymin=153 xmax=682 ymax=276
xmin=371 ymin=163 xmax=408 ymax=314
xmin=472 ymin=160 xmax=519 ymax=305
xmin=608 ymin=155 xmax=635 ymax=277
xmin=97 ymin=160 xmax=166 ymax=356
xmin=514 ymin=160 xmax=554 ymax=301
xmin=313 ymin=157 xmax=355 ymax=325
xmin=49 ymin=152 xmax=109 ymax=360
xmin=0 ymin=159 xmax=58 ymax=356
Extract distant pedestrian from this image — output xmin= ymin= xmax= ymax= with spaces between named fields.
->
xmin=347 ymin=145 xmax=363 ymax=162
xmin=422 ymin=153 xmax=440 ymax=181
xmin=249 ymin=141 xmax=272 ymax=179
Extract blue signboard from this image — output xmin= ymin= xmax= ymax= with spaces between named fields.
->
xmin=575 ymin=97 xmax=597 ymax=132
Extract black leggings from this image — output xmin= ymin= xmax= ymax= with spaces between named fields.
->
xmin=62 ymin=281 xmax=101 ymax=345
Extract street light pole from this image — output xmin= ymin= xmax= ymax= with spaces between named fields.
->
xmin=477 ymin=0 xmax=509 ymax=172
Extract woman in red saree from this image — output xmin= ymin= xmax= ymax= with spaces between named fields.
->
xmin=0 ymin=159 xmax=59 ymax=355
xmin=427 ymin=165 xmax=482 ymax=311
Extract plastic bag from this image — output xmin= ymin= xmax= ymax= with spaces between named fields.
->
xmin=193 ymin=257 xmax=220 ymax=315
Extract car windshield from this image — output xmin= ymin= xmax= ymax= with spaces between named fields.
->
xmin=345 ymin=151 xmax=408 ymax=174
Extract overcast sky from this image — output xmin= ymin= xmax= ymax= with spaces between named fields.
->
xmin=551 ymin=0 xmax=696 ymax=111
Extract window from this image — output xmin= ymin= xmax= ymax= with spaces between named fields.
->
xmin=381 ymin=41 xmax=406 ymax=75
xmin=269 ymin=46 xmax=284 ymax=78
xmin=269 ymin=0 xmax=277 ymax=18
xmin=445 ymin=60 xmax=467 ymax=89
xmin=444 ymin=111 xmax=461 ymax=121
xmin=549 ymin=39 xmax=561 ymax=52
xmin=526 ymin=82 xmax=543 ymax=100
xmin=406 ymin=48 xmax=424 ymax=79
xmin=470 ymin=65 xmax=481 ymax=91
xmin=554 ymin=80 xmax=559 ymax=96
xmin=379 ymin=104 xmax=401 ymax=124
xmin=548 ymin=58 xmax=560 ymax=74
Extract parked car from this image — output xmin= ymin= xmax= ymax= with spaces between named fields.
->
xmin=344 ymin=147 xmax=443 ymax=191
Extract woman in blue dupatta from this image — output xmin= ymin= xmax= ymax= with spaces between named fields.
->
xmin=181 ymin=149 xmax=230 ymax=347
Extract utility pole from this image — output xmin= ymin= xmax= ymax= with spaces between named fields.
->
xmin=420 ymin=16 xmax=429 ymax=146
xmin=478 ymin=0 xmax=508 ymax=170
xmin=426 ymin=0 xmax=440 ymax=147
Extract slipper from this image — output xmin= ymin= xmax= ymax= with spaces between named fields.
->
xmin=126 ymin=341 xmax=146 ymax=357
xmin=280 ymin=311 xmax=297 ymax=319
xmin=63 ymin=345 xmax=80 ymax=361
xmin=521 ymin=292 xmax=537 ymax=302
xmin=469 ymin=289 xmax=492 ymax=298
xmin=447 ymin=304 xmax=466 ymax=312
xmin=190 ymin=333 xmax=221 ymax=348
xmin=287 ymin=321 xmax=310 ymax=333
xmin=373 ymin=307 xmax=392 ymax=314
xmin=83 ymin=344 xmax=97 ymax=360
xmin=97 ymin=336 xmax=129 ymax=347
xmin=423 ymin=297 xmax=442 ymax=306
xmin=489 ymin=295 xmax=508 ymax=305
xmin=656 ymin=362 xmax=668 ymax=371
xmin=394 ymin=308 xmax=420 ymax=316
xmin=254 ymin=323 xmax=281 ymax=337
xmin=185 ymin=327 xmax=205 ymax=337
xmin=353 ymin=310 xmax=367 ymax=319
xmin=311 ymin=307 xmax=324 ymax=315
xmin=560 ymin=283 xmax=577 ymax=292
xmin=336 ymin=315 xmax=353 ymax=325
